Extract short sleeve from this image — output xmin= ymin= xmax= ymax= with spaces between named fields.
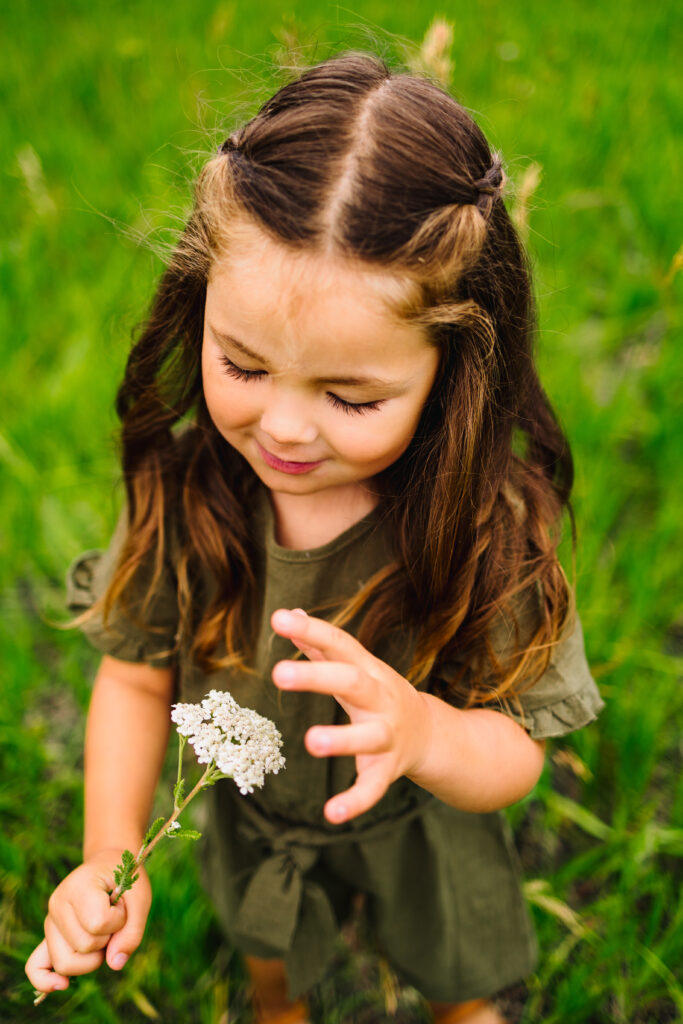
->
xmin=66 ymin=511 xmax=180 ymax=668
xmin=499 ymin=615 xmax=605 ymax=740
xmin=431 ymin=598 xmax=605 ymax=741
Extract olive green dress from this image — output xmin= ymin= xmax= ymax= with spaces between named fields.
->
xmin=67 ymin=488 xmax=604 ymax=1001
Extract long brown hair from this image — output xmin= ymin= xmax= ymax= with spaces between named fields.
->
xmin=103 ymin=52 xmax=574 ymax=706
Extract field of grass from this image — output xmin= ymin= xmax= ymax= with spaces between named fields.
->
xmin=1 ymin=1 xmax=681 ymax=1021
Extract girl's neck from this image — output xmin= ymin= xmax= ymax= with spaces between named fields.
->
xmin=268 ymin=484 xmax=379 ymax=550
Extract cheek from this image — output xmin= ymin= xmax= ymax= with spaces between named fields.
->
xmin=332 ymin=408 xmax=417 ymax=464
xmin=203 ymin=364 xmax=257 ymax=431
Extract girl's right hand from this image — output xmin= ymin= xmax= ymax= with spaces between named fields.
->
xmin=25 ymin=848 xmax=152 ymax=997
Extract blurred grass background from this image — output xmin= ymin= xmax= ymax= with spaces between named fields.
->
xmin=1 ymin=1 xmax=681 ymax=1022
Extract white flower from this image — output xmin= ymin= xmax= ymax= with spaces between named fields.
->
xmin=167 ymin=821 xmax=181 ymax=832
xmin=171 ymin=691 xmax=286 ymax=794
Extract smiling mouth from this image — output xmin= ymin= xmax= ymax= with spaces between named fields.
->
xmin=257 ymin=443 xmax=324 ymax=475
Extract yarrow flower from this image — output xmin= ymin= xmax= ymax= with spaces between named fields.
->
xmin=171 ymin=690 xmax=286 ymax=794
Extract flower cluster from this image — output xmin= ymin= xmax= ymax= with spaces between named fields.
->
xmin=171 ymin=690 xmax=286 ymax=794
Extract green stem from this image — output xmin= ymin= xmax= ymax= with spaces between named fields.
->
xmin=174 ymin=734 xmax=187 ymax=812
xmin=34 ymin=747 xmax=229 ymax=1005
xmin=109 ymin=762 xmax=215 ymax=905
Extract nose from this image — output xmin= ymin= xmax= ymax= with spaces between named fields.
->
xmin=259 ymin=390 xmax=318 ymax=447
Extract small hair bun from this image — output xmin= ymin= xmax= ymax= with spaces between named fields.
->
xmin=474 ymin=156 xmax=506 ymax=214
xmin=217 ymin=132 xmax=241 ymax=156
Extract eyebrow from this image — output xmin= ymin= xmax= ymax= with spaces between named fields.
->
xmin=208 ymin=325 xmax=407 ymax=395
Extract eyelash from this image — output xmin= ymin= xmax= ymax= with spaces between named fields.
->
xmin=218 ymin=354 xmax=383 ymax=416
xmin=219 ymin=355 xmax=266 ymax=384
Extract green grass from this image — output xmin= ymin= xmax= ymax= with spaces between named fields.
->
xmin=1 ymin=1 xmax=681 ymax=1021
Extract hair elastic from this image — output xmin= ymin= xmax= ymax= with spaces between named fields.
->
xmin=474 ymin=157 xmax=505 ymax=213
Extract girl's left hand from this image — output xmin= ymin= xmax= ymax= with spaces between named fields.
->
xmin=271 ymin=608 xmax=430 ymax=824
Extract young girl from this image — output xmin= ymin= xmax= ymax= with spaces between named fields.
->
xmin=26 ymin=52 xmax=604 ymax=1024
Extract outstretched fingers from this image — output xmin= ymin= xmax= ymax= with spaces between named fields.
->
xmin=271 ymin=607 xmax=411 ymax=824
xmin=305 ymin=720 xmax=392 ymax=758
xmin=273 ymin=659 xmax=375 ymax=708
xmin=324 ymin=761 xmax=391 ymax=824
xmin=271 ymin=609 xmax=375 ymax=668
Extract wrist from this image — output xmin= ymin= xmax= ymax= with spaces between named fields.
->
xmin=83 ymin=836 xmax=144 ymax=862
xmin=403 ymin=688 xmax=438 ymax=782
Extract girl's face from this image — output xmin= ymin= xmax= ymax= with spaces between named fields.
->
xmin=202 ymin=224 xmax=439 ymax=507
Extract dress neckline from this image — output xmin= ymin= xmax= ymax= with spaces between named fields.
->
xmin=257 ymin=487 xmax=385 ymax=564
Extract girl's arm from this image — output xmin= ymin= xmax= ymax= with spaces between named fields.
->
xmin=84 ymin=655 xmax=174 ymax=857
xmin=270 ymin=609 xmax=545 ymax=823
xmin=25 ymin=656 xmax=174 ymax=996
xmin=403 ymin=698 xmax=545 ymax=813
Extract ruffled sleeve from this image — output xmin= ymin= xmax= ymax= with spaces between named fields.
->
xmin=497 ymin=615 xmax=605 ymax=739
xmin=66 ymin=511 xmax=180 ymax=668
xmin=431 ymin=596 xmax=605 ymax=741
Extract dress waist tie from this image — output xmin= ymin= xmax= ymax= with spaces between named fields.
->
xmin=231 ymin=792 xmax=434 ymax=996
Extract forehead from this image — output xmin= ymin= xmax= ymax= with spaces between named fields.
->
xmin=206 ymin=221 xmax=429 ymax=364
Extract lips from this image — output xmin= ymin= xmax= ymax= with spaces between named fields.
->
xmin=257 ymin=443 xmax=324 ymax=475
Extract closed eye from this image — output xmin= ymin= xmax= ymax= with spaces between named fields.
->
xmin=219 ymin=354 xmax=383 ymax=414
xmin=218 ymin=354 xmax=266 ymax=382
xmin=326 ymin=394 xmax=383 ymax=415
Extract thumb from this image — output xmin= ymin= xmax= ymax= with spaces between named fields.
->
xmin=105 ymin=876 xmax=151 ymax=970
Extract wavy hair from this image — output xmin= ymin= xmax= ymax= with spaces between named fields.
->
xmin=101 ymin=52 xmax=574 ymax=706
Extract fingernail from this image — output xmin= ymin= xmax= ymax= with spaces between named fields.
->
xmin=292 ymin=608 xmax=308 ymax=617
xmin=53 ymin=979 xmax=69 ymax=991
xmin=112 ymin=953 xmax=129 ymax=969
